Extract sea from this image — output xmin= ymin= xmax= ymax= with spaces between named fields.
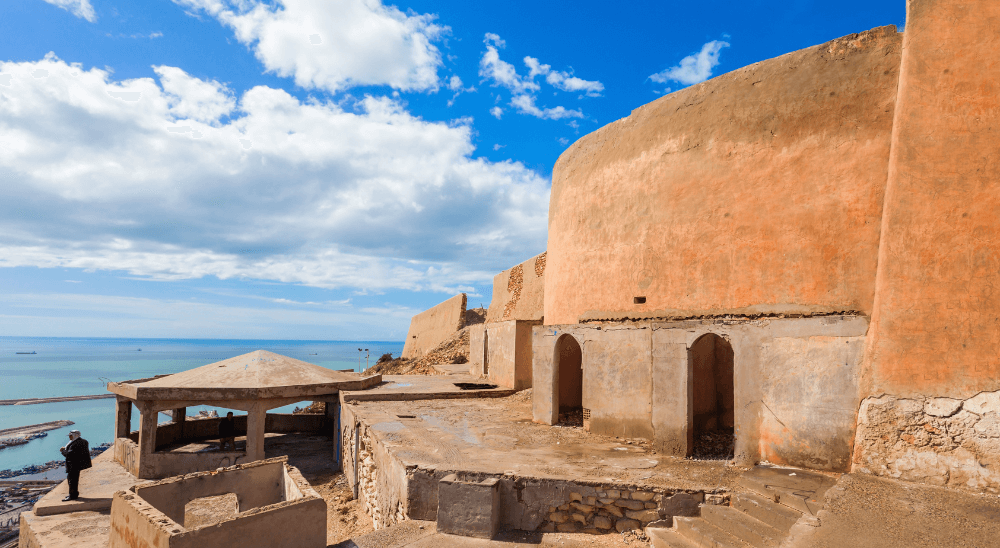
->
xmin=0 ymin=337 xmax=402 ymax=474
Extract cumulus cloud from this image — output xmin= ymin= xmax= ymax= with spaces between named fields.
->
xmin=42 ymin=0 xmax=96 ymax=22
xmin=510 ymin=95 xmax=582 ymax=120
xmin=479 ymin=34 xmax=539 ymax=95
xmin=649 ymin=40 xmax=730 ymax=86
xmin=523 ymin=57 xmax=603 ymax=97
xmin=172 ymin=0 xmax=447 ymax=92
xmin=479 ymin=33 xmax=600 ymax=120
xmin=0 ymin=54 xmax=550 ymax=292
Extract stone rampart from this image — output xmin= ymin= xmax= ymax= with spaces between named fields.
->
xmin=486 ymin=252 xmax=545 ymax=323
xmin=401 ymin=294 xmax=467 ymax=359
xmin=544 ymin=26 xmax=902 ymax=326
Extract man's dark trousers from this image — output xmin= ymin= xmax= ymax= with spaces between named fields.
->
xmin=67 ymin=468 xmax=80 ymax=499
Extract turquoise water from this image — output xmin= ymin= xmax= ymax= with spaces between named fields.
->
xmin=0 ymin=337 xmax=402 ymax=472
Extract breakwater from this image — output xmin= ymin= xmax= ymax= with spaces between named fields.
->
xmin=0 ymin=395 xmax=114 ymax=406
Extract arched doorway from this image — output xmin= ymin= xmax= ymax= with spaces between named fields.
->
xmin=554 ymin=334 xmax=583 ymax=425
xmin=483 ymin=330 xmax=489 ymax=376
xmin=689 ymin=333 xmax=735 ymax=459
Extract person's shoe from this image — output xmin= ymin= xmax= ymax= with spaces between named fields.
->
xmin=62 ymin=496 xmax=78 ymax=502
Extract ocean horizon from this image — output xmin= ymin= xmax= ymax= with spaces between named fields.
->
xmin=0 ymin=336 xmax=404 ymax=473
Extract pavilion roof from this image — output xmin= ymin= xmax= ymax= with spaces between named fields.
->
xmin=107 ymin=350 xmax=380 ymax=401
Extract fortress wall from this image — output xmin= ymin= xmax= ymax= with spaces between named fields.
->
xmin=485 ymin=252 xmax=546 ymax=324
xmin=863 ymin=0 xmax=1000 ymax=399
xmin=401 ymin=294 xmax=467 ymax=359
xmin=855 ymin=0 xmax=1000 ymax=493
xmin=544 ymin=26 xmax=902 ymax=326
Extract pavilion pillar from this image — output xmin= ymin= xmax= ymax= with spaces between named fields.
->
xmin=246 ymin=403 xmax=267 ymax=462
xmin=138 ymin=403 xmax=157 ymax=458
xmin=171 ymin=407 xmax=186 ymax=439
xmin=115 ymin=398 xmax=132 ymax=438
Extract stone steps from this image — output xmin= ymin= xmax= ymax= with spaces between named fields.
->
xmin=700 ymin=505 xmax=782 ymax=547
xmin=674 ymin=516 xmax=747 ymax=547
xmin=730 ymin=492 xmax=801 ymax=532
xmin=646 ymin=465 xmax=829 ymax=548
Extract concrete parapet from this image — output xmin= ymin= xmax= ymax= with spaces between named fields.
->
xmin=107 ymin=457 xmax=326 ymax=548
xmin=437 ymin=474 xmax=500 ymax=539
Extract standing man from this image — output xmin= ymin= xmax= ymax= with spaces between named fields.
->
xmin=219 ymin=412 xmax=236 ymax=451
xmin=60 ymin=430 xmax=92 ymax=501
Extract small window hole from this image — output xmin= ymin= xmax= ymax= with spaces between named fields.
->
xmin=634 ymin=296 xmax=646 ymax=304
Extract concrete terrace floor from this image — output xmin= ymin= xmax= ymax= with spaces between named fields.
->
xmin=347 ymin=392 xmax=743 ymax=492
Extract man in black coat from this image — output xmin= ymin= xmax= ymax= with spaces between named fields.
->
xmin=219 ymin=412 xmax=236 ymax=451
xmin=60 ymin=429 xmax=92 ymax=501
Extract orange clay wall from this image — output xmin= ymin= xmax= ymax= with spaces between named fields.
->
xmin=544 ymin=27 xmax=902 ymax=326
xmin=863 ymin=0 xmax=1000 ymax=399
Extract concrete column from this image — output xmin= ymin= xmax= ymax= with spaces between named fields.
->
xmin=138 ymin=404 xmax=157 ymax=458
xmin=115 ymin=399 xmax=132 ymax=438
xmin=246 ymin=404 xmax=266 ymax=462
xmin=171 ymin=407 xmax=186 ymax=440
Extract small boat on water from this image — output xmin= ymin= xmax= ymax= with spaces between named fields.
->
xmin=15 ymin=351 xmax=36 ymax=355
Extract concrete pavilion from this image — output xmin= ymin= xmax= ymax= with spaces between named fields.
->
xmin=107 ymin=350 xmax=380 ymax=479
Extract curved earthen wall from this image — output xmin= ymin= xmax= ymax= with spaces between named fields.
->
xmin=544 ymin=26 xmax=902 ymax=326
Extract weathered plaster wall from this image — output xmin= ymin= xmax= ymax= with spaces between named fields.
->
xmin=486 ymin=253 xmax=546 ymax=323
xmin=533 ymin=316 xmax=868 ymax=471
xmin=862 ymin=0 xmax=1000 ymax=399
xmin=544 ymin=27 xmax=901 ymax=326
xmin=469 ymin=320 xmax=538 ymax=389
xmin=402 ymin=294 xmax=467 ymax=359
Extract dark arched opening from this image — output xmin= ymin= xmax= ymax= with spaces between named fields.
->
xmin=554 ymin=334 xmax=583 ymax=426
xmin=689 ymin=333 xmax=735 ymax=459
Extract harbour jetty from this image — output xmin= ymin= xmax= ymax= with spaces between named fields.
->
xmin=0 ymin=421 xmax=74 ymax=439
xmin=0 ymin=394 xmax=114 ymax=406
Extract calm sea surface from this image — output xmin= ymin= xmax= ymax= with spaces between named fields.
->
xmin=0 ymin=337 xmax=402 ymax=472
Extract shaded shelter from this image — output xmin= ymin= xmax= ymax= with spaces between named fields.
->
xmin=107 ymin=350 xmax=380 ymax=479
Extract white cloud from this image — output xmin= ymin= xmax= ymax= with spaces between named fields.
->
xmin=172 ymin=0 xmax=447 ymax=92
xmin=510 ymin=94 xmax=583 ymax=120
xmin=42 ymin=0 xmax=96 ymax=22
xmin=0 ymin=54 xmax=550 ymax=292
xmin=649 ymin=40 xmax=730 ymax=86
xmin=479 ymin=33 xmax=601 ymax=120
xmin=445 ymin=75 xmax=475 ymax=107
xmin=479 ymin=35 xmax=539 ymax=95
xmin=524 ymin=56 xmax=603 ymax=97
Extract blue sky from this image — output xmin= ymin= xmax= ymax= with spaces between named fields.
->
xmin=0 ymin=0 xmax=904 ymax=341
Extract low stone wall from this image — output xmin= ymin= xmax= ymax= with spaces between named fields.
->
xmin=341 ymin=402 xmax=726 ymax=536
xmin=853 ymin=390 xmax=1000 ymax=493
xmin=405 ymin=467 xmax=723 ymax=534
